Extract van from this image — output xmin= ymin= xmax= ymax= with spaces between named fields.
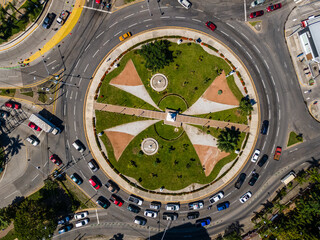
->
xmin=281 ymin=171 xmax=296 ymax=185
xmin=178 ymin=0 xmax=191 ymax=9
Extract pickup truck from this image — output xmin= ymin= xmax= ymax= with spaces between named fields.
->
xmin=274 ymin=147 xmax=282 ymax=160
xmin=57 ymin=10 xmax=70 ymax=25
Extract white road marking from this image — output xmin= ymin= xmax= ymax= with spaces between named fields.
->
xmin=109 ymin=21 xmax=118 ymax=28
xmin=28 ymin=71 xmax=36 ymax=75
xmin=192 ymin=18 xmax=201 ymax=23
xmin=79 ymin=170 xmax=85 ymax=179
xmin=146 ymin=24 xmax=152 ymax=28
xmin=276 ymin=127 xmax=280 ymax=138
xmin=96 ymin=209 xmax=100 ymax=224
xmin=84 ymin=64 xmax=89 ymax=73
xmin=32 ymin=174 xmax=39 ymax=181
xmin=253 ymin=44 xmax=261 ymax=53
xmin=66 ymin=90 xmax=69 ymax=98
xmin=226 ymin=22 xmax=235 ymax=29
xmin=84 ymin=44 xmax=91 ymax=52
xmin=93 ymin=49 xmax=99 ymax=58
xmin=245 ymin=50 xmax=253 ymax=60
xmin=284 ymin=62 xmax=287 ymax=68
xmin=96 ymin=31 xmax=105 ymax=39
xmin=74 ymin=122 xmax=77 ymax=132
xmin=261 ymin=79 xmax=266 ymax=89
xmin=43 ymin=161 xmax=47 ymax=167
xmin=70 ymin=76 xmax=74 ymax=82
xmin=268 ymin=109 xmax=271 ymax=120
xmin=47 ymin=60 xmax=56 ymax=66
xmin=262 ymin=141 xmax=266 ymax=151
xmin=74 ymin=105 xmax=76 ymax=116
xmin=103 ymin=40 xmax=110 ymax=46
xmin=75 ymin=59 xmax=81 ymax=68
xmin=271 ymin=75 xmax=275 ymax=86
xmin=79 ymin=78 xmax=82 ymax=86
xmin=4 ymin=190 xmax=18 ymax=199
xmin=220 ymin=30 xmax=229 ymax=36
xmin=124 ymin=13 xmax=134 ymax=19
xmin=160 ymin=16 xmax=170 ymax=19
xmin=266 ymin=94 xmax=270 ymax=105
xmin=75 ymin=91 xmax=78 ymax=100
xmin=278 ymin=112 xmax=281 ymax=121
xmin=241 ymin=32 xmax=249 ymax=40
xmin=143 ymin=18 xmax=152 ymax=22
xmin=195 ymin=9 xmax=204 ymax=12
xmin=175 ymin=16 xmax=186 ymax=19
xmin=234 ymin=40 xmax=241 ymax=47
xmin=140 ymin=9 xmax=148 ymax=13
xmin=225 ymin=192 xmax=231 ymax=198
xmin=264 ymin=161 xmax=269 ymax=169
xmin=64 ymin=104 xmax=66 ymax=116
xmin=289 ymin=148 xmax=298 ymax=153
xmin=264 ymin=60 xmax=269 ymax=70
xmin=72 ymin=156 xmax=76 ymax=164
xmin=276 ymin=92 xmax=280 ymax=103
xmin=255 ymin=65 xmax=260 ymax=74
xmin=114 ymin=31 xmax=122 ymax=36
xmin=67 ymin=139 xmax=70 ymax=149
xmin=70 ymin=91 xmax=73 ymax=100
xmin=128 ymin=23 xmax=138 ymax=28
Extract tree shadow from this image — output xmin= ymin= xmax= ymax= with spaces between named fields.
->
xmin=306 ymin=157 xmax=320 ymax=169
xmin=110 ymin=233 xmax=124 ymax=240
xmin=7 ymin=135 xmax=24 ymax=157
xmin=223 ymin=221 xmax=244 ymax=238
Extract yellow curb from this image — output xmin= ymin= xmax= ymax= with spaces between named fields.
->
xmin=308 ymin=102 xmax=320 ymax=123
xmin=24 ymin=0 xmax=86 ymax=64
xmin=0 ymin=95 xmax=44 ymax=110
xmin=82 ymin=26 xmax=261 ymax=203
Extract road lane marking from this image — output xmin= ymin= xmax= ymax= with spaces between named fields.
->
xmin=192 ymin=18 xmax=201 ymax=23
xmin=70 ymin=75 xmax=74 ymax=82
xmin=47 ymin=60 xmax=56 ymax=66
xmin=32 ymin=174 xmax=39 ymax=181
xmin=255 ymin=65 xmax=260 ymax=74
xmin=74 ymin=105 xmax=76 ymax=116
xmin=70 ymin=91 xmax=73 ymax=100
xmin=220 ymin=30 xmax=229 ymax=36
xmin=74 ymin=122 xmax=77 ymax=132
xmin=84 ymin=64 xmax=89 ymax=73
xmin=64 ymin=104 xmax=66 ymax=116
xmin=160 ymin=16 xmax=170 ymax=19
xmin=75 ymin=58 xmax=81 ymax=68
xmin=140 ymin=9 xmax=148 ymax=13
xmin=225 ymin=192 xmax=231 ymax=198
xmin=241 ymin=32 xmax=249 ymax=40
xmin=103 ymin=40 xmax=110 ymax=46
xmin=261 ymin=79 xmax=266 ymax=89
xmin=124 ymin=13 xmax=134 ymax=19
xmin=226 ymin=22 xmax=235 ymax=29
xmin=234 ymin=40 xmax=241 ymax=47
xmin=109 ymin=22 xmax=118 ymax=28
xmin=284 ymin=62 xmax=287 ymax=68
xmin=253 ymin=44 xmax=261 ymax=53
xmin=79 ymin=78 xmax=82 ymax=86
xmin=43 ymin=161 xmax=47 ymax=167
xmin=276 ymin=127 xmax=279 ymax=138
xmin=4 ymin=190 xmax=18 ymax=199
xmin=143 ymin=18 xmax=152 ymax=22
xmin=195 ymin=9 xmax=204 ymax=12
xmin=66 ymin=90 xmax=69 ymax=98
xmin=84 ymin=44 xmax=91 ymax=52
xmin=245 ymin=50 xmax=253 ymax=60
xmin=276 ymin=92 xmax=280 ymax=103
xmin=264 ymin=60 xmax=269 ymax=70
xmin=96 ymin=31 xmax=104 ymax=39
xmin=96 ymin=209 xmax=100 ymax=224
xmin=268 ymin=109 xmax=271 ymax=120
xmin=271 ymin=75 xmax=275 ymax=86
xmin=262 ymin=141 xmax=266 ymax=151
xmin=93 ymin=49 xmax=99 ymax=58
xmin=67 ymin=139 xmax=70 ymax=149
xmin=75 ymin=91 xmax=78 ymax=100
xmin=72 ymin=156 xmax=76 ymax=164
xmin=266 ymin=94 xmax=270 ymax=105
xmin=289 ymin=148 xmax=298 ymax=153
xmin=114 ymin=31 xmax=122 ymax=36
xmin=175 ymin=16 xmax=186 ymax=19
xmin=128 ymin=23 xmax=138 ymax=28
xmin=28 ymin=71 xmax=36 ymax=75
xmin=264 ymin=161 xmax=269 ymax=169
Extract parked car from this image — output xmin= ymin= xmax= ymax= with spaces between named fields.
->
xmin=75 ymin=218 xmax=89 ymax=227
xmin=188 ymin=201 xmax=204 ymax=210
xmin=261 ymin=120 xmax=269 ymax=134
xmin=251 ymin=149 xmax=261 ymax=162
xmin=4 ymin=101 xmax=20 ymax=109
xmin=70 ymin=173 xmax=83 ymax=185
xmin=217 ymin=201 xmax=230 ymax=211
xmin=72 ymin=140 xmax=85 ymax=153
xmin=89 ymin=176 xmax=101 ymax=190
xmin=58 ymin=224 xmax=72 ymax=234
xmin=163 ymin=212 xmax=178 ymax=221
xmin=187 ymin=211 xmax=200 ymax=219
xmin=134 ymin=216 xmax=147 ymax=225
xmin=0 ymin=110 xmax=9 ymax=118
xmin=144 ymin=210 xmax=158 ymax=218
xmin=74 ymin=211 xmax=89 ymax=220
xmin=205 ymin=21 xmax=216 ymax=31
xmin=58 ymin=215 xmax=70 ymax=225
xmin=96 ymin=196 xmax=110 ymax=209
xmin=42 ymin=13 xmax=56 ymax=29
xmin=110 ymin=194 xmax=123 ymax=207
xmin=178 ymin=0 xmax=191 ymax=9
xmin=128 ymin=195 xmax=143 ymax=205
xmin=105 ymin=180 xmax=119 ymax=193
xmin=235 ymin=173 xmax=246 ymax=189
xmin=209 ymin=191 xmax=224 ymax=204
xmin=26 ymin=135 xmax=40 ymax=146
xmin=249 ymin=10 xmax=264 ymax=19
xmin=239 ymin=191 xmax=252 ymax=203
xmin=248 ymin=173 xmax=259 ymax=186
xmin=96 ymin=0 xmax=101 ymax=3
xmin=127 ymin=204 xmax=140 ymax=213
xmin=150 ymin=201 xmax=161 ymax=210
xmin=251 ymin=0 xmax=265 ymax=7
xmin=50 ymin=154 xmax=62 ymax=166
xmin=267 ymin=3 xmax=281 ymax=12
xmin=258 ymin=154 xmax=268 ymax=167
xmin=28 ymin=122 xmax=42 ymax=131
xmin=119 ymin=32 xmax=132 ymax=41
xmin=88 ymin=159 xmax=99 ymax=172
xmin=166 ymin=203 xmax=180 ymax=211
xmin=196 ymin=217 xmax=211 ymax=227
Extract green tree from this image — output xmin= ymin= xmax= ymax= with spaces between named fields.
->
xmin=217 ymin=129 xmax=240 ymax=153
xmin=239 ymin=97 xmax=253 ymax=116
xmin=139 ymin=40 xmax=173 ymax=71
xmin=307 ymin=167 xmax=320 ymax=183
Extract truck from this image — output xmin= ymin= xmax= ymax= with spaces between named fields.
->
xmin=273 ymin=146 xmax=282 ymax=160
xmin=29 ymin=113 xmax=61 ymax=135
xmin=281 ymin=171 xmax=296 ymax=185
xmin=56 ymin=10 xmax=70 ymax=25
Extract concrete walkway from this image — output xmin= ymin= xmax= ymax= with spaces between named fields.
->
xmin=85 ymin=28 xmax=259 ymax=202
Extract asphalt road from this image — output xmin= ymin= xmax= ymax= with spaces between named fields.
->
xmin=1 ymin=0 xmax=320 ymax=239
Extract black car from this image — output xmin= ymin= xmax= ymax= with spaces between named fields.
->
xmin=235 ymin=173 xmax=246 ymax=189
xmin=88 ymin=159 xmax=99 ymax=172
xmin=261 ymin=120 xmax=269 ymax=135
xmin=42 ymin=13 xmax=56 ymax=29
xmin=96 ymin=196 xmax=110 ymax=209
xmin=163 ymin=212 xmax=178 ymax=221
xmin=187 ymin=211 xmax=199 ymax=219
xmin=127 ymin=204 xmax=140 ymax=213
xmin=258 ymin=154 xmax=268 ymax=167
xmin=248 ymin=173 xmax=259 ymax=186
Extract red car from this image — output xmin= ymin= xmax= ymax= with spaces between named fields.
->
xmin=267 ymin=3 xmax=282 ymax=12
xmin=89 ymin=177 xmax=101 ymax=190
xmin=205 ymin=21 xmax=216 ymax=31
xmin=5 ymin=101 xmax=20 ymax=109
xmin=110 ymin=194 xmax=123 ymax=207
xmin=95 ymin=0 xmax=101 ymax=3
xmin=28 ymin=122 xmax=42 ymax=131
xmin=49 ymin=154 xmax=62 ymax=166
xmin=249 ymin=10 xmax=264 ymax=19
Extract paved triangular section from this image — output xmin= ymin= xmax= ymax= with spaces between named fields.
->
xmin=183 ymin=98 xmax=237 ymax=115
xmin=110 ymin=60 xmax=143 ymax=86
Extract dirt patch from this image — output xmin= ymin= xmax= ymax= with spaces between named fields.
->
xmin=193 ymin=144 xmax=229 ymax=176
xmin=203 ymin=71 xmax=239 ymax=106
xmin=110 ymin=59 xmax=143 ymax=86
xmin=105 ymin=131 xmax=135 ymax=160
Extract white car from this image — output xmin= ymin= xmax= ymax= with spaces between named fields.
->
xmin=209 ymin=191 xmax=224 ymax=204
xmin=144 ymin=210 xmax=158 ymax=218
xmin=134 ymin=216 xmax=146 ymax=225
xmin=250 ymin=0 xmax=265 ymax=7
xmin=75 ymin=218 xmax=89 ymax=227
xmin=26 ymin=135 xmax=40 ymax=146
xmin=251 ymin=149 xmax=261 ymax=163
xmin=74 ymin=211 xmax=89 ymax=220
xmin=177 ymin=39 xmax=183 ymax=45
xmin=188 ymin=201 xmax=204 ymax=210
xmin=166 ymin=203 xmax=180 ymax=211
xmin=239 ymin=191 xmax=252 ymax=203
xmin=178 ymin=0 xmax=191 ymax=9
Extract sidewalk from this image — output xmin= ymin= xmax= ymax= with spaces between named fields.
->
xmin=84 ymin=27 xmax=260 ymax=202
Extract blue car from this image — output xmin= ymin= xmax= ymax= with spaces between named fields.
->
xmin=70 ymin=173 xmax=83 ymax=185
xmin=217 ymin=201 xmax=230 ymax=211
xmin=58 ymin=215 xmax=71 ymax=225
xmin=58 ymin=224 xmax=72 ymax=234
xmin=42 ymin=13 xmax=56 ymax=29
xmin=196 ymin=217 xmax=211 ymax=227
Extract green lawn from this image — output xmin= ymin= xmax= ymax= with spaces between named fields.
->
xmin=249 ymin=21 xmax=261 ymax=27
xmin=154 ymin=121 xmax=184 ymax=140
xmin=38 ymin=92 xmax=47 ymax=103
xmin=0 ymin=89 xmax=15 ymax=97
xmin=21 ymin=91 xmax=33 ymax=98
xmin=287 ymin=131 xmax=303 ymax=147
xmin=158 ymin=94 xmax=188 ymax=112
xmin=227 ymin=75 xmax=243 ymax=101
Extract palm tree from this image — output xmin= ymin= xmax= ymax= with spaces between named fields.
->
xmin=217 ymin=129 xmax=240 ymax=153
xmin=307 ymin=167 xmax=320 ymax=183
xmin=239 ymin=97 xmax=253 ymax=116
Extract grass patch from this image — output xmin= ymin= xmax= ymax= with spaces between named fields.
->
xmin=227 ymin=75 xmax=243 ymax=101
xmin=124 ymin=0 xmax=136 ymax=3
xmin=249 ymin=21 xmax=261 ymax=27
xmin=21 ymin=91 xmax=33 ymax=98
xmin=195 ymin=108 xmax=248 ymax=125
xmin=287 ymin=131 xmax=303 ymax=147
xmin=38 ymin=92 xmax=47 ymax=103
xmin=0 ymin=89 xmax=15 ymax=97
xmin=154 ymin=121 xmax=183 ymax=140
xmin=158 ymin=94 xmax=188 ymax=112
xmin=1 ymin=229 xmax=18 ymax=240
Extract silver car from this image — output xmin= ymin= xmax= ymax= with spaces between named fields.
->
xmin=74 ymin=211 xmax=89 ymax=220
xmin=166 ymin=203 xmax=180 ymax=211
xmin=144 ymin=210 xmax=158 ymax=218
xmin=209 ymin=191 xmax=224 ymax=204
xmin=239 ymin=191 xmax=252 ymax=203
